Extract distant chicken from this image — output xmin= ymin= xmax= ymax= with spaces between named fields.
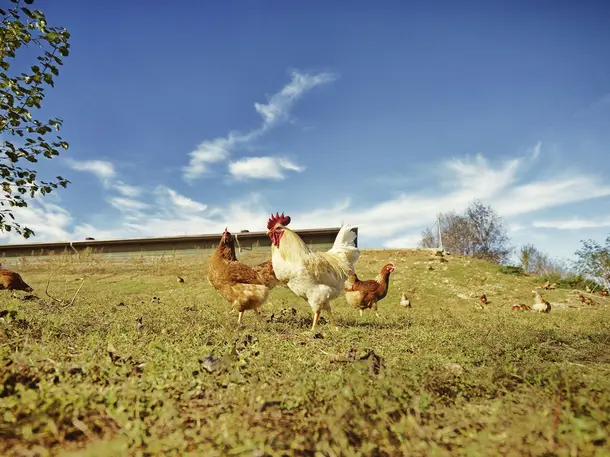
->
xmin=512 ymin=304 xmax=531 ymax=311
xmin=208 ymin=228 xmax=271 ymax=326
xmin=541 ymin=281 xmax=557 ymax=290
xmin=252 ymin=260 xmax=282 ymax=289
xmin=0 ymin=269 xmax=33 ymax=292
xmin=579 ymin=294 xmax=595 ymax=306
xmin=399 ymin=292 xmax=411 ymax=308
xmin=532 ymin=289 xmax=551 ymax=313
xmin=480 ymin=294 xmax=488 ymax=305
xmin=344 ymin=264 xmax=395 ymax=317
xmin=601 ymin=288 xmax=608 ymax=297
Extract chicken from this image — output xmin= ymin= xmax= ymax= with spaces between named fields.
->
xmin=601 ymin=288 xmax=608 ymax=297
xmin=207 ymin=228 xmax=270 ymax=326
xmin=399 ymin=292 xmax=411 ymax=308
xmin=267 ymin=212 xmax=359 ymax=330
xmin=344 ymin=263 xmax=395 ymax=318
xmin=252 ymin=260 xmax=282 ymax=289
xmin=0 ymin=269 xmax=33 ymax=292
xmin=480 ymin=294 xmax=488 ymax=305
xmin=531 ymin=289 xmax=551 ymax=313
xmin=579 ymin=294 xmax=595 ymax=306
xmin=512 ymin=304 xmax=531 ymax=311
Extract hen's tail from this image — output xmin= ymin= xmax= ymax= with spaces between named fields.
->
xmin=327 ymin=224 xmax=360 ymax=269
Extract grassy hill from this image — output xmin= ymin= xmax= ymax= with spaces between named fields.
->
xmin=1 ymin=249 xmax=609 ymax=456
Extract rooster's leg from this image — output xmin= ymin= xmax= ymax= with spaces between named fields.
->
xmin=373 ymin=303 xmax=380 ymax=318
xmin=311 ymin=310 xmax=321 ymax=330
xmin=237 ymin=311 xmax=244 ymax=327
xmin=359 ymin=309 xmax=363 ymax=318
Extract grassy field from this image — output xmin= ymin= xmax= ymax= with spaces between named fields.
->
xmin=1 ymin=249 xmax=609 ymax=456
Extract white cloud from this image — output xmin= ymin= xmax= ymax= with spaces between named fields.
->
xmin=66 ymin=159 xmax=116 ymax=186
xmin=0 ymin=199 xmax=73 ymax=243
xmin=530 ymin=141 xmax=542 ymax=160
xmin=383 ymin=233 xmax=423 ymax=249
xmin=107 ymin=197 xmax=149 ymax=212
xmin=228 ymin=156 xmax=305 ymax=180
xmin=155 ymin=186 xmax=207 ymax=213
xmin=115 ymin=181 xmax=142 ymax=198
xmin=532 ymin=218 xmax=610 ymax=230
xmin=183 ymin=70 xmax=337 ymax=181
xmin=508 ymin=224 xmax=526 ymax=232
xmin=494 ymin=177 xmax=610 ymax=217
xmin=254 ymin=71 xmax=337 ymax=128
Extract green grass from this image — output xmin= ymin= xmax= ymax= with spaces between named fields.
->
xmin=1 ymin=249 xmax=609 ymax=456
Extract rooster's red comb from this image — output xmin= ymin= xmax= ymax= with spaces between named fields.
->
xmin=267 ymin=212 xmax=291 ymax=230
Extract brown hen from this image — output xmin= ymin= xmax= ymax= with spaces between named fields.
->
xmin=207 ymin=228 xmax=270 ymax=326
xmin=0 ymin=269 xmax=33 ymax=292
xmin=344 ymin=263 xmax=395 ymax=317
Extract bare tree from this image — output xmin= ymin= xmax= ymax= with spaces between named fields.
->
xmin=464 ymin=200 xmax=512 ymax=263
xmin=419 ymin=227 xmax=437 ymax=248
xmin=575 ymin=235 xmax=610 ymax=289
xmin=439 ymin=211 xmax=473 ymax=256
xmin=420 ymin=201 xmax=512 ymax=263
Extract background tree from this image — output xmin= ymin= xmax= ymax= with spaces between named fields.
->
xmin=574 ymin=235 xmax=610 ymax=289
xmin=1 ymin=0 xmax=71 ymax=239
xmin=519 ymin=243 xmax=537 ymax=273
xmin=419 ymin=200 xmax=512 ymax=263
xmin=419 ymin=227 xmax=437 ymax=248
xmin=464 ymin=200 xmax=512 ymax=263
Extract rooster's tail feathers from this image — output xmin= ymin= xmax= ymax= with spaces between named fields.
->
xmin=328 ymin=224 xmax=360 ymax=266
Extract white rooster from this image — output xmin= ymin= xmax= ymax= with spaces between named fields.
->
xmin=267 ymin=212 xmax=360 ymax=330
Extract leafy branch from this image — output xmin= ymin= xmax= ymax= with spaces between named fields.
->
xmin=1 ymin=0 xmax=71 ymax=238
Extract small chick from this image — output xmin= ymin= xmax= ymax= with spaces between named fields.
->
xmin=601 ymin=288 xmax=608 ymax=297
xmin=480 ymin=294 xmax=488 ymax=305
xmin=427 ymin=265 xmax=434 ymax=271
xmin=399 ymin=292 xmax=411 ymax=308
xmin=177 ymin=276 xmax=185 ymax=283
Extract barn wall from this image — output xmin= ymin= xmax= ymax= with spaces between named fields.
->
xmin=0 ymin=228 xmax=349 ymax=265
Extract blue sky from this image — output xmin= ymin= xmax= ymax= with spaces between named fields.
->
xmin=2 ymin=0 xmax=610 ymax=260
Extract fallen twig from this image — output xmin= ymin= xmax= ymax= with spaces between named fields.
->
xmin=45 ymin=268 xmax=86 ymax=308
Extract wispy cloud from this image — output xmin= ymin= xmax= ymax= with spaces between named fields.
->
xmin=532 ymin=218 xmax=610 ymax=230
xmin=228 ymin=156 xmax=305 ymax=180
xmin=155 ymin=186 xmax=207 ymax=213
xmin=66 ymin=159 xmax=116 ymax=187
xmin=183 ymin=70 xmax=337 ymax=181
xmin=66 ymin=159 xmax=144 ymax=198
xmin=115 ymin=181 xmax=142 ymax=198
xmin=253 ymin=71 xmax=337 ymax=128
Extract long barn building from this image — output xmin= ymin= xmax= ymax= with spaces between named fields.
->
xmin=0 ymin=227 xmax=353 ymax=265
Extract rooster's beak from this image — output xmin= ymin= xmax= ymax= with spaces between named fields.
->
xmin=266 ymin=229 xmax=271 ymax=235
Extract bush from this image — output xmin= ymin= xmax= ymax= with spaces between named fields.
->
xmin=500 ymin=265 xmax=525 ymax=276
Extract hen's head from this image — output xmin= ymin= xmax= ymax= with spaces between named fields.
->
xmin=381 ymin=263 xmax=395 ymax=275
xmin=218 ymin=227 xmax=237 ymax=260
xmin=266 ymin=212 xmax=291 ymax=247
